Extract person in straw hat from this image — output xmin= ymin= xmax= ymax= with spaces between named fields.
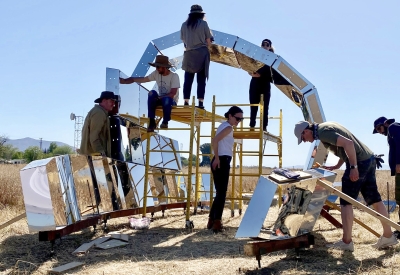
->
xmin=181 ymin=4 xmax=212 ymax=109
xmin=294 ymin=120 xmax=397 ymax=251
xmin=120 ymin=55 xmax=180 ymax=132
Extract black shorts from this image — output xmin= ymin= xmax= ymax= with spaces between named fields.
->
xmin=340 ymin=156 xmax=382 ymax=206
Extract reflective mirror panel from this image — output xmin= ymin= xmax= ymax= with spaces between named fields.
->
xmin=209 ymin=44 xmax=240 ymax=68
xmin=235 ymin=176 xmax=277 ymax=238
xmin=55 ymin=155 xmax=81 ymax=224
xmin=102 ymin=157 xmax=123 ymax=210
xmin=142 ymin=134 xmax=163 ymax=168
xmin=120 ymin=125 xmax=130 ymax=162
xmin=175 ymin=172 xmax=187 ymax=202
xmin=159 ymin=136 xmax=181 ymax=171
xmin=20 ymin=160 xmax=56 ymax=232
xmin=200 ymin=173 xmax=211 ymax=201
xmin=127 ymin=163 xmax=155 ymax=207
xmin=91 ymin=157 xmax=114 ymax=212
xmin=115 ymin=161 xmax=138 ymax=208
xmin=150 ymin=168 xmax=167 ymax=204
xmin=69 ymin=154 xmax=99 ymax=217
xmin=45 ymin=158 xmax=67 ymax=226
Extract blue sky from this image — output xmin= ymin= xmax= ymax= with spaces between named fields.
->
xmin=1 ymin=1 xmax=399 ymax=168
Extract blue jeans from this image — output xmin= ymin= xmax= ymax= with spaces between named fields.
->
xmin=147 ymin=90 xmax=176 ymax=123
xmin=183 ymin=69 xmax=206 ymax=100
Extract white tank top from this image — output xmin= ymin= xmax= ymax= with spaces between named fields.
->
xmin=214 ymin=121 xmax=234 ymax=157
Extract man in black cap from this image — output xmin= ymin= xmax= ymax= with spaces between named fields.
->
xmin=120 ymin=55 xmax=180 ymax=132
xmin=80 ymin=91 xmax=116 ymax=157
xmin=373 ymin=116 xmax=400 ymax=228
xmin=294 ymin=120 xmax=397 ymax=251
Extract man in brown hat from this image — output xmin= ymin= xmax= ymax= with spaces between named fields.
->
xmin=80 ymin=91 xmax=116 ymax=157
xmin=120 ymin=55 xmax=180 ymax=132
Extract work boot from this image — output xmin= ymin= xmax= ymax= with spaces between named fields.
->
xmin=160 ymin=122 xmax=168 ymax=129
xmin=212 ymin=219 xmax=223 ymax=233
xmin=207 ymin=218 xmax=214 ymax=230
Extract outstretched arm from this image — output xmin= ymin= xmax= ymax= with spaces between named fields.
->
xmin=120 ymin=76 xmax=150 ymax=84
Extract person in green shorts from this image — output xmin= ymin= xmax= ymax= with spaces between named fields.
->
xmin=294 ymin=121 xmax=398 ymax=251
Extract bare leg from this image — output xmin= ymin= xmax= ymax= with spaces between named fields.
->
xmin=341 ymin=205 xmax=354 ymax=243
xmin=372 ymin=201 xmax=392 ymax=238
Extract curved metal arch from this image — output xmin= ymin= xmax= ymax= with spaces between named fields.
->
xmin=110 ymin=29 xmax=328 ymax=169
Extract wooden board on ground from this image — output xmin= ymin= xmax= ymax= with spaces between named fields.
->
xmin=318 ymin=179 xmax=400 ymax=232
xmin=0 ymin=213 xmax=26 ymax=230
xmin=49 ymin=262 xmax=84 ymax=274
xmin=95 ymin=239 xmax=128 ymax=250
xmin=90 ymin=236 xmax=111 ymax=246
xmin=72 ymin=242 xmax=94 ymax=254
xmin=268 ymin=171 xmax=312 ymax=183
xmin=109 ymin=233 xmax=129 ymax=242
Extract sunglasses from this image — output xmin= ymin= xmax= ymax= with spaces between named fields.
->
xmin=233 ymin=116 xmax=243 ymax=122
xmin=262 ymin=43 xmax=270 ymax=47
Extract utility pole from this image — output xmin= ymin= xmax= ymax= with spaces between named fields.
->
xmin=39 ymin=138 xmax=43 ymax=150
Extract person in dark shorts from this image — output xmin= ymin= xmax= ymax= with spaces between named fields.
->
xmin=294 ymin=120 xmax=398 ymax=251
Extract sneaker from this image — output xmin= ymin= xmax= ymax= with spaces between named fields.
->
xmin=372 ymin=234 xmax=398 ymax=249
xmin=147 ymin=127 xmax=155 ymax=133
xmin=196 ymin=105 xmax=205 ymax=109
xmin=326 ymin=240 xmax=354 ymax=252
xmin=184 ymin=101 xmax=189 ymax=106
xmin=160 ymin=123 xmax=168 ymax=129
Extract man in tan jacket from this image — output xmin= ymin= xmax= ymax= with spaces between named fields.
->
xmin=80 ymin=91 xmax=116 ymax=157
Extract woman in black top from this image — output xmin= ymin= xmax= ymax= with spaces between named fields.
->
xmin=248 ymin=39 xmax=274 ymax=132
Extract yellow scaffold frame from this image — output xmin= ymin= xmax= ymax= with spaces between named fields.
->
xmin=122 ymin=94 xmax=282 ymax=226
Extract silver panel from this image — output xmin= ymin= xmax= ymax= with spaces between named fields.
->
xmin=69 ymin=154 xmax=99 ymax=217
xmin=303 ymin=88 xmax=326 ymax=123
xmin=142 ymin=135 xmax=164 ymax=168
xmin=91 ymin=157 xmax=114 ymax=212
xmin=46 ymin=158 xmax=67 ymax=226
xmin=200 ymin=173 xmax=211 ymax=201
xmin=56 ymin=155 xmax=81 ymax=224
xmin=115 ymin=161 xmax=138 ymax=208
xmin=20 ymin=163 xmax=56 ymax=232
xmin=272 ymin=57 xmax=314 ymax=94
xmin=169 ymin=55 xmax=184 ymax=72
xmin=234 ymin=38 xmax=276 ymax=67
xmin=210 ymin=29 xmax=238 ymax=48
xmin=120 ymin=125 xmax=130 ymax=162
xmin=159 ymin=136 xmax=181 ymax=170
xmin=106 ymin=67 xmax=120 ymax=95
xmin=235 ymin=176 xmax=277 ymax=238
xmin=127 ymin=163 xmax=155 ymax=207
xmin=150 ymin=169 xmax=167 ymax=204
xmin=131 ymin=42 xmax=158 ymax=77
xmin=152 ymin=31 xmax=182 ymax=51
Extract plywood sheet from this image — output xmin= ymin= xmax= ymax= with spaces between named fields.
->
xmin=72 ymin=243 xmax=94 ymax=254
xmin=49 ymin=262 xmax=84 ymax=274
xmin=95 ymin=239 xmax=128 ymax=250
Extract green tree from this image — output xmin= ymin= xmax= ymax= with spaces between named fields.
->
xmin=48 ymin=142 xmax=58 ymax=153
xmin=12 ymin=151 xmax=24 ymax=160
xmin=200 ymin=143 xmax=211 ymax=166
xmin=0 ymin=135 xmax=8 ymax=157
xmin=52 ymin=145 xmax=74 ymax=155
xmin=181 ymin=156 xmax=189 ymax=166
xmin=1 ymin=144 xmax=18 ymax=160
xmin=24 ymin=146 xmax=44 ymax=162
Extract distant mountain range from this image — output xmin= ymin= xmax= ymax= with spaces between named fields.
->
xmin=5 ymin=137 xmax=72 ymax=152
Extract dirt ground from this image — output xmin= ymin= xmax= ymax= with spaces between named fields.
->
xmin=1 ymin=203 xmax=400 ymax=275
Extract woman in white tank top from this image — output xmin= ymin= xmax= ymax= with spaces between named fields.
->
xmin=208 ymin=106 xmax=243 ymax=232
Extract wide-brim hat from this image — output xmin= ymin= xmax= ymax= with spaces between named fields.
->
xmin=373 ymin=116 xmax=395 ymax=134
xmin=94 ymin=91 xmax=116 ymax=103
xmin=190 ymin=4 xmax=205 ymax=14
xmin=148 ymin=55 xmax=172 ymax=68
xmin=294 ymin=121 xmax=310 ymax=144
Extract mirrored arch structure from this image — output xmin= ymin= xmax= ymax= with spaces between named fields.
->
xmin=106 ymin=29 xmax=328 ymax=171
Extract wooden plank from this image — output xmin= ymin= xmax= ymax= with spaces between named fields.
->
xmin=324 ymin=200 xmax=380 ymax=237
xmin=95 ymin=239 xmax=128 ymax=250
xmin=0 ymin=213 xmax=26 ymax=230
xmin=269 ymin=171 xmax=312 ymax=183
xmin=317 ymin=179 xmax=400 ymax=232
xmin=109 ymin=233 xmax=129 ymax=242
xmin=72 ymin=242 xmax=94 ymax=254
xmin=320 ymin=207 xmax=342 ymax=229
xmin=244 ymin=234 xmax=314 ymax=256
xmin=49 ymin=262 xmax=84 ymax=274
xmin=90 ymin=236 xmax=111 ymax=246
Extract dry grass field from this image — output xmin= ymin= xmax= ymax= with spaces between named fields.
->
xmin=1 ymin=164 xmax=400 ymax=274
